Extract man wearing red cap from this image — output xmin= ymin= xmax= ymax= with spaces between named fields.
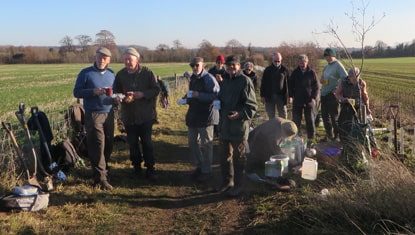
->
xmin=208 ymin=55 xmax=226 ymax=138
xmin=208 ymin=55 xmax=226 ymax=86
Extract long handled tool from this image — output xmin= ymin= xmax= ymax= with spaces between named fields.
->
xmin=30 ymin=107 xmax=54 ymax=172
xmin=2 ymin=122 xmax=41 ymax=188
xmin=15 ymin=103 xmax=53 ymax=191
xmin=30 ymin=106 xmax=66 ymax=181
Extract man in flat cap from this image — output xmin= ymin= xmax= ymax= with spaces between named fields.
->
xmin=183 ymin=57 xmax=220 ymax=182
xmin=113 ymin=47 xmax=160 ymax=180
xmin=217 ymin=55 xmax=257 ymax=197
xmin=73 ymin=47 xmax=115 ymax=190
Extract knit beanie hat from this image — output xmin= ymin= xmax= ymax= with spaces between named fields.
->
xmin=323 ymin=48 xmax=336 ymax=57
xmin=281 ymin=120 xmax=298 ymax=138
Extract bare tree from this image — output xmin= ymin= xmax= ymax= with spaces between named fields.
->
xmin=315 ymin=0 xmax=385 ymax=74
xmin=156 ymin=44 xmax=170 ymax=52
xmin=198 ymin=39 xmax=219 ymax=61
xmin=225 ymin=39 xmax=245 ymax=56
xmin=95 ymin=30 xmax=116 ymax=49
xmin=172 ymin=39 xmax=183 ymax=49
xmin=59 ymin=35 xmax=74 ymax=53
xmin=75 ymin=34 xmax=92 ymax=52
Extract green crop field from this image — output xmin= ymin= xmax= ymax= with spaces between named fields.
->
xmin=0 ymin=63 xmax=189 ymax=120
xmin=0 ymin=58 xmax=414 ymax=120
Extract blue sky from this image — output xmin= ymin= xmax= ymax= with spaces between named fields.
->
xmin=1 ymin=0 xmax=414 ymax=49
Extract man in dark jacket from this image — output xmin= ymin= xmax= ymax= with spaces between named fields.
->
xmin=185 ymin=57 xmax=220 ymax=182
xmin=289 ymin=54 xmax=320 ymax=141
xmin=218 ymin=55 xmax=257 ymax=197
xmin=113 ymin=47 xmax=160 ymax=180
xmin=260 ymin=52 xmax=290 ymax=119
xmin=208 ymin=55 xmax=226 ymax=86
xmin=73 ymin=47 xmax=115 ymax=190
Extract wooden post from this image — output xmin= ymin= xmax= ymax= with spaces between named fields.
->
xmin=413 ymin=123 xmax=415 ymax=157
xmin=175 ymin=73 xmax=178 ymax=89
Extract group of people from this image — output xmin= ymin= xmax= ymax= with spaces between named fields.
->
xmin=260 ymin=49 xmax=371 ymax=143
xmin=73 ymin=46 xmax=371 ymax=196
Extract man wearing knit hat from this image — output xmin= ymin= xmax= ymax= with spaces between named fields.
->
xmin=247 ymin=117 xmax=298 ymax=172
xmin=208 ymin=54 xmax=227 ymax=138
xmin=320 ymin=48 xmax=347 ymax=141
xmin=73 ymin=47 xmax=115 ymax=190
xmin=208 ymin=55 xmax=226 ymax=86
xmin=113 ymin=47 xmax=160 ymax=180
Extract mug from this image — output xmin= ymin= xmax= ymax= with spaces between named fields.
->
xmin=105 ymin=87 xmax=113 ymax=96
xmin=213 ymin=100 xmax=221 ymax=110
xmin=187 ymin=90 xmax=193 ymax=98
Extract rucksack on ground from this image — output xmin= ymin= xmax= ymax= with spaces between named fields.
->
xmin=66 ymin=103 xmax=88 ymax=158
xmin=51 ymin=139 xmax=85 ymax=172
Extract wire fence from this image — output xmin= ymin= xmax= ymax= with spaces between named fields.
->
xmin=0 ymin=74 xmax=189 ymax=186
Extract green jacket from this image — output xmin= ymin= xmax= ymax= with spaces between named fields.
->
xmin=219 ymin=72 xmax=257 ymax=141
xmin=321 ymin=60 xmax=347 ymax=96
xmin=113 ymin=66 xmax=160 ymax=125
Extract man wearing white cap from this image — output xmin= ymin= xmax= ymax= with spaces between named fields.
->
xmin=73 ymin=47 xmax=115 ymax=190
xmin=113 ymin=47 xmax=160 ymax=180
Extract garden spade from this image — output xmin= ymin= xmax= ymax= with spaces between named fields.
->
xmin=1 ymin=122 xmax=41 ymax=188
xmin=15 ymin=103 xmax=53 ymax=191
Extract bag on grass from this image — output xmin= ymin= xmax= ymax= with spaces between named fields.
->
xmin=0 ymin=185 xmax=49 ymax=212
xmin=66 ymin=103 xmax=88 ymax=158
xmin=52 ymin=139 xmax=85 ymax=172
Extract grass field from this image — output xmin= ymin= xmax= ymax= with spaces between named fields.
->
xmin=0 ymin=59 xmax=415 ymax=233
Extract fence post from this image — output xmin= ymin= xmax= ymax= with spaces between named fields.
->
xmin=175 ymin=73 xmax=178 ymax=89
xmin=413 ymin=123 xmax=415 ymax=157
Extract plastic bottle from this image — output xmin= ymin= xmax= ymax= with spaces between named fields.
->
xmin=301 ymin=157 xmax=318 ymax=180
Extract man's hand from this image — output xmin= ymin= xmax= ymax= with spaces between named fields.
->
xmin=93 ymin=88 xmax=105 ymax=96
xmin=192 ymin=91 xmax=199 ymax=98
xmin=227 ymin=111 xmax=240 ymax=120
xmin=133 ymin=91 xmax=144 ymax=99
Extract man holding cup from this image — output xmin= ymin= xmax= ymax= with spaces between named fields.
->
xmin=73 ymin=47 xmax=115 ymax=190
xmin=113 ymin=47 xmax=160 ymax=180
xmin=185 ymin=57 xmax=220 ymax=182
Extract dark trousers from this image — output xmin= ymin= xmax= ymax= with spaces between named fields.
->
xmin=125 ymin=120 xmax=155 ymax=169
xmin=220 ymin=140 xmax=247 ymax=187
xmin=321 ymin=93 xmax=339 ymax=139
xmin=292 ymin=103 xmax=316 ymax=139
xmin=85 ymin=110 xmax=114 ymax=182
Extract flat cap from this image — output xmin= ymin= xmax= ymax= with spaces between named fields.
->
xmin=190 ymin=57 xmax=204 ymax=65
xmin=225 ymin=55 xmax=240 ymax=65
xmin=124 ymin=47 xmax=140 ymax=58
xmin=96 ymin=47 xmax=112 ymax=57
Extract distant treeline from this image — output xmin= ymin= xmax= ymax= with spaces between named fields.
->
xmin=0 ymin=42 xmax=322 ymax=73
xmin=1 ymin=30 xmax=413 ymax=70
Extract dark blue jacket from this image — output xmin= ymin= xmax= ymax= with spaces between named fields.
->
xmin=185 ymin=70 xmax=220 ymax=128
xmin=288 ymin=66 xmax=320 ymax=106
xmin=73 ymin=64 xmax=115 ymax=113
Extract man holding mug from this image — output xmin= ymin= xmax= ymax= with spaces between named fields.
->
xmin=73 ymin=47 xmax=115 ymax=190
xmin=185 ymin=57 xmax=220 ymax=182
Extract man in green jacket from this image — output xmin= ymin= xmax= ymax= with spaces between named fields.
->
xmin=218 ymin=55 xmax=257 ymax=197
xmin=320 ymin=48 xmax=347 ymax=141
